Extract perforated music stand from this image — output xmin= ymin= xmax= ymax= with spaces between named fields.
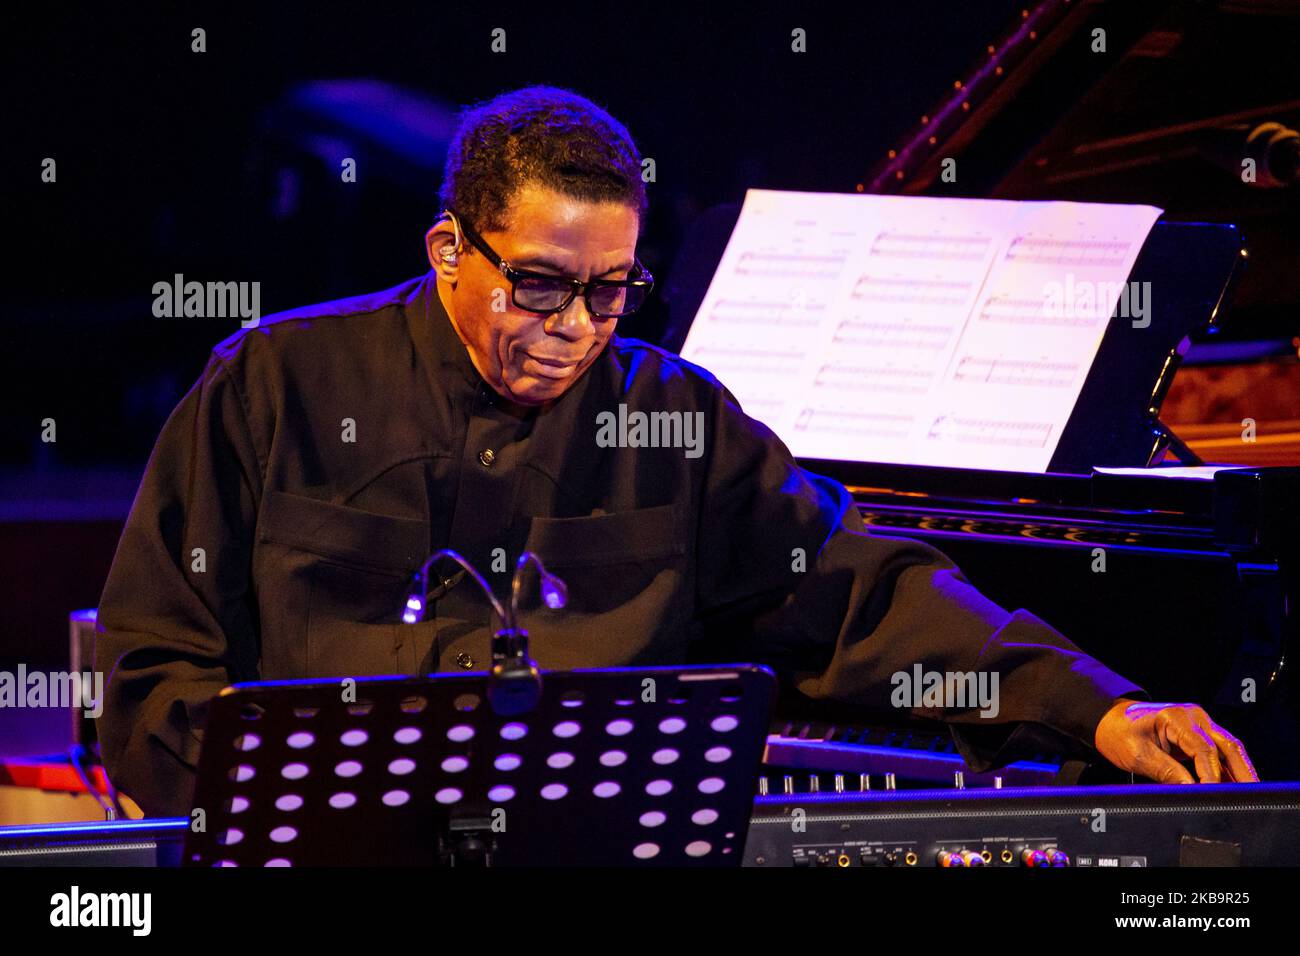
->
xmin=183 ymin=663 xmax=775 ymax=867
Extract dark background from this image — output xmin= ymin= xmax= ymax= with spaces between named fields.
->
xmin=4 ymin=1 xmax=1026 ymax=474
xmin=4 ymin=1 xmax=1298 ymax=670
xmin=0 ymin=1 xmax=1025 ymax=665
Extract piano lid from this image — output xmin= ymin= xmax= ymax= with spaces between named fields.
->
xmin=861 ymin=0 xmax=1300 ymax=344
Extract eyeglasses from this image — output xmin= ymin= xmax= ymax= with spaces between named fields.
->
xmin=445 ymin=208 xmax=654 ymax=319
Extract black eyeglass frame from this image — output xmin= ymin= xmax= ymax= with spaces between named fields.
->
xmin=445 ymin=208 xmax=654 ymax=319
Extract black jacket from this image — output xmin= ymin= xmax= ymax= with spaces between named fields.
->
xmin=96 ymin=271 xmax=1143 ymax=816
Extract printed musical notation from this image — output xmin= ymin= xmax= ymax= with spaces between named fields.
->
xmin=952 ymin=356 xmax=1077 ymax=388
xmin=978 ymin=294 xmax=1098 ymax=328
xmin=868 ymin=232 xmax=991 ymax=262
xmin=735 ymin=249 xmax=846 ymax=279
xmin=814 ymin=362 xmax=932 ymax=394
xmin=680 ymin=189 xmax=1162 ymax=472
xmin=1005 ymin=235 xmax=1130 ymax=269
xmin=832 ymin=317 xmax=951 ymax=352
xmin=850 ymin=274 xmax=972 ymax=308
xmin=926 ymin=414 xmax=1053 ymax=449
xmin=685 ymin=345 xmax=805 ymax=379
xmin=704 ymin=298 xmax=825 ymax=328
xmin=793 ymin=407 xmax=914 ymax=440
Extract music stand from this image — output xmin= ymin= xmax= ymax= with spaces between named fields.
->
xmin=183 ymin=663 xmax=775 ymax=866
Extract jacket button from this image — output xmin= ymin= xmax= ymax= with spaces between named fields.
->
xmin=455 ymin=652 xmax=475 ymax=670
xmin=478 ymin=449 xmax=496 ymax=467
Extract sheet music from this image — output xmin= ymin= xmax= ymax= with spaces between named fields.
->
xmin=680 ymin=189 xmax=1163 ymax=473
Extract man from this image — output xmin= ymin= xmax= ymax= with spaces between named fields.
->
xmin=97 ymin=86 xmax=1256 ymax=818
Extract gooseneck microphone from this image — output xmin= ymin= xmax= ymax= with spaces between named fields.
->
xmin=401 ymin=548 xmax=568 ymax=715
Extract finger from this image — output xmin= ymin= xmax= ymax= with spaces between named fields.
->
xmin=1192 ymin=737 xmax=1222 ymax=784
xmin=1206 ymin=725 xmax=1260 ymax=782
xmin=1165 ymin=717 xmax=1222 ymax=783
xmin=1138 ymin=746 xmax=1196 ymax=784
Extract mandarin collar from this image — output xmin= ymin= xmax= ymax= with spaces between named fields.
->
xmin=416 ymin=270 xmax=486 ymax=396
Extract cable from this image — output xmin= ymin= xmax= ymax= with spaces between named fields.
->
xmin=67 ymin=743 xmax=116 ymax=819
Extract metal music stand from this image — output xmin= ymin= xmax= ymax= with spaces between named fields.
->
xmin=183 ymin=663 xmax=775 ymax=867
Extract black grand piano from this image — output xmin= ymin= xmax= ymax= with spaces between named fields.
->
xmin=663 ymin=0 xmax=1300 ymax=783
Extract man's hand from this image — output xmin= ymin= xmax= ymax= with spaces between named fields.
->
xmin=1094 ymin=699 xmax=1259 ymax=783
